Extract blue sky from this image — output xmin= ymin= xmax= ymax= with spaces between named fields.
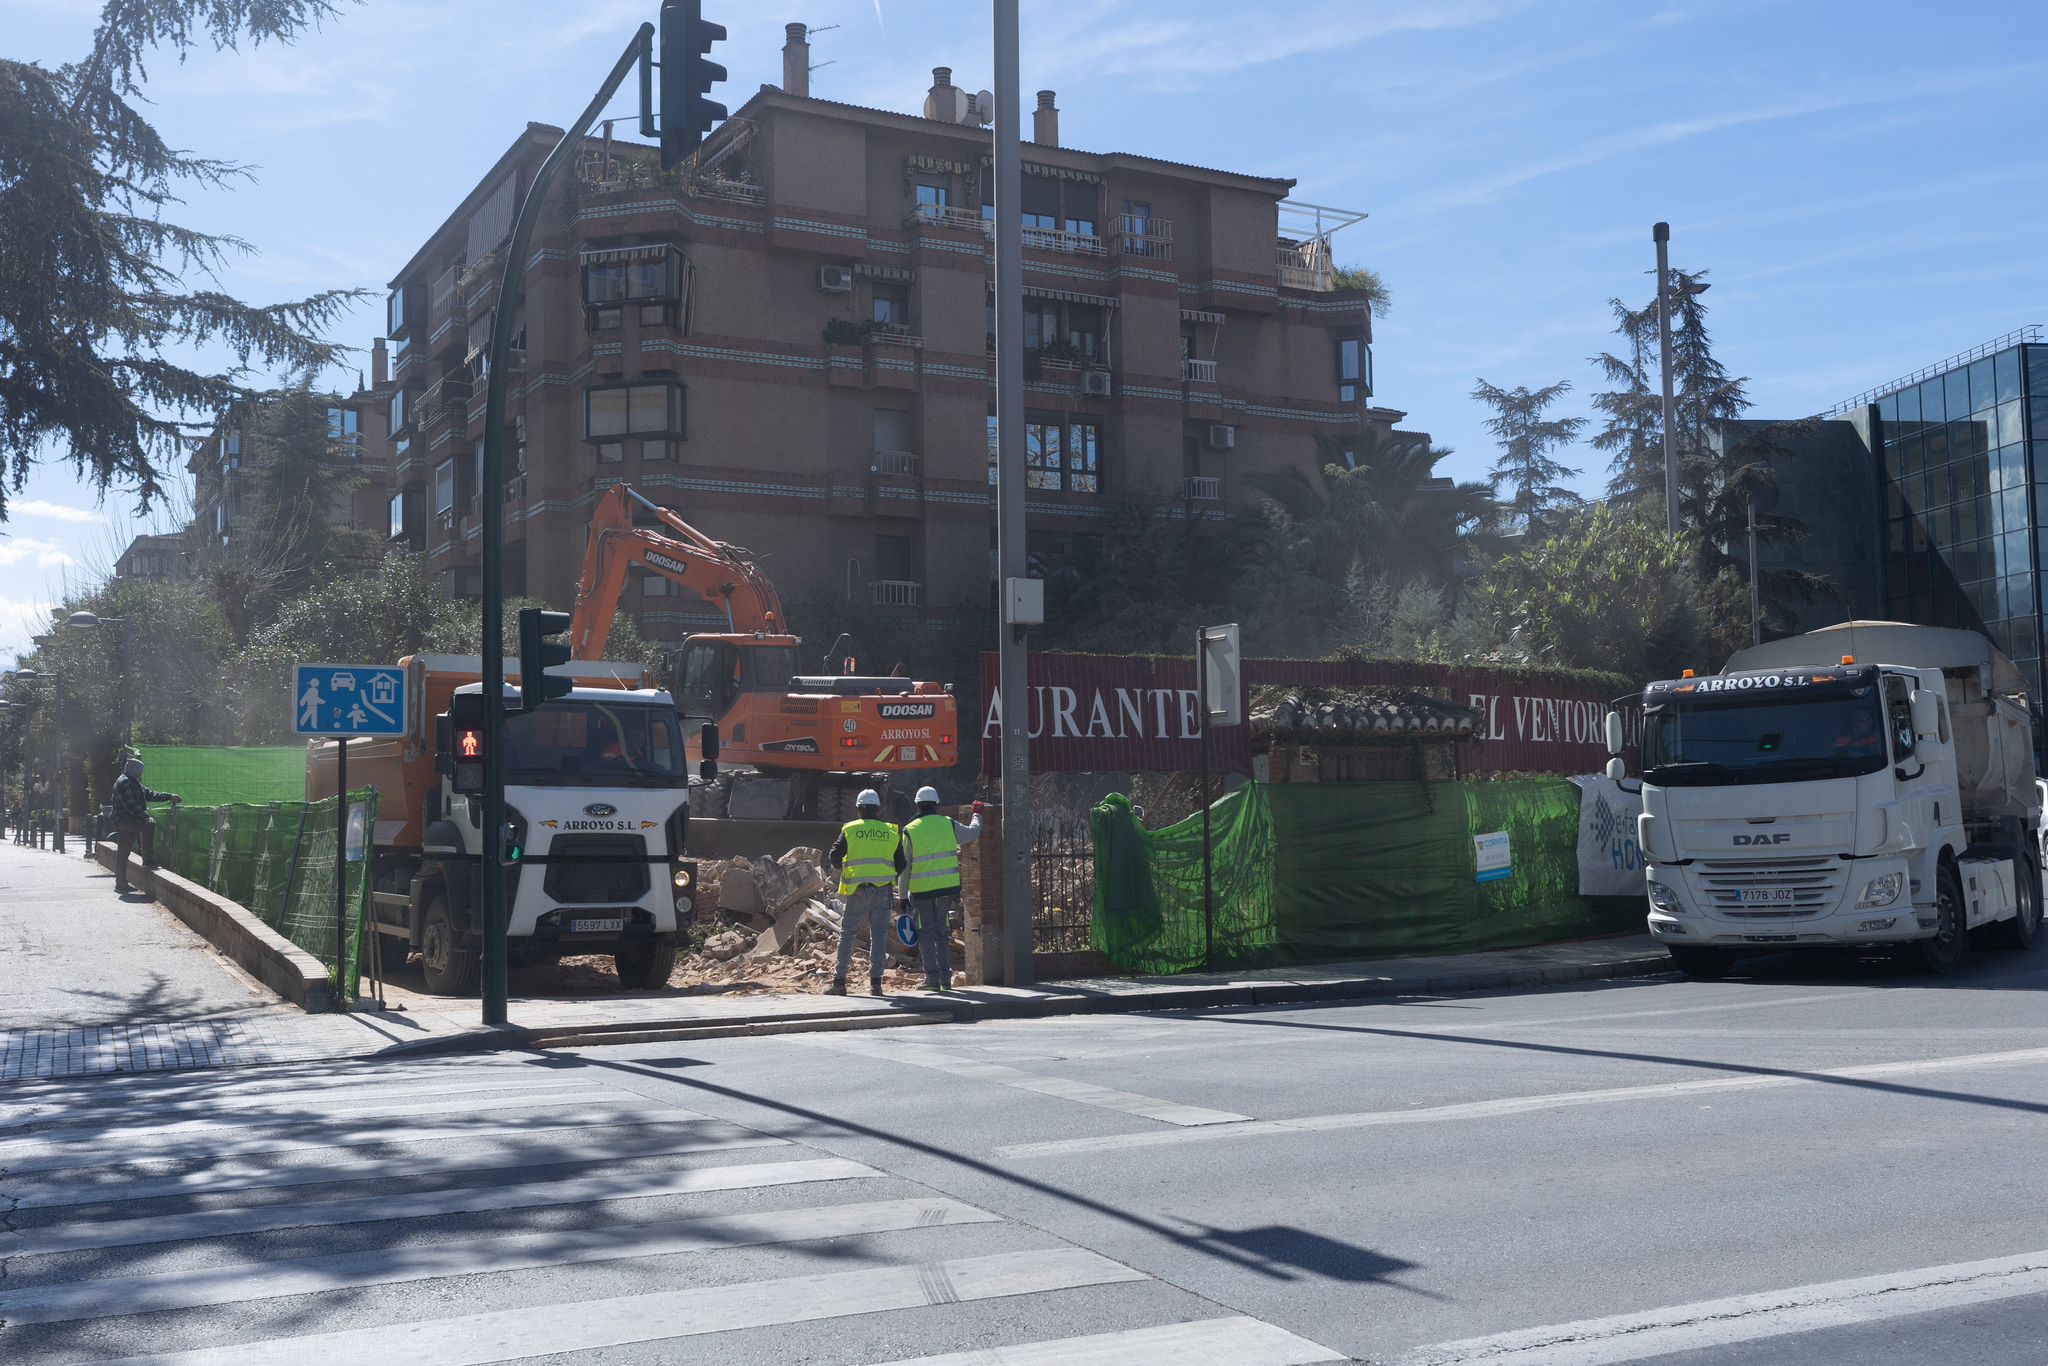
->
xmin=7 ymin=0 xmax=2046 ymax=663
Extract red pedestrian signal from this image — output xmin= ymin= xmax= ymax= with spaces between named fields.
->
xmin=449 ymin=691 xmax=486 ymax=794
xmin=460 ymin=729 xmax=482 ymax=758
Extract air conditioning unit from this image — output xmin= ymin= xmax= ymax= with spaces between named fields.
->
xmin=1078 ymin=370 xmax=1112 ymax=398
xmin=1206 ymin=424 xmax=1237 ymax=450
xmin=818 ymin=264 xmax=854 ymax=293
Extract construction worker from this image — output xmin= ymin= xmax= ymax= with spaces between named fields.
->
xmin=900 ymin=787 xmax=983 ymax=991
xmin=826 ymin=788 xmax=905 ymax=996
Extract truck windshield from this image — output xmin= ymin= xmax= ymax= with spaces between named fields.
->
xmin=1644 ymin=688 xmax=1889 ymax=785
xmin=503 ymin=702 xmax=684 ymax=786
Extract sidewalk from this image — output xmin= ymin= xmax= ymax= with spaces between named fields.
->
xmin=0 ymin=836 xmax=1674 ymax=1081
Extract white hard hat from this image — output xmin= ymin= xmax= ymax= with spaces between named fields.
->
xmin=856 ymin=788 xmax=883 ymax=809
xmin=915 ymin=786 xmax=941 ymax=805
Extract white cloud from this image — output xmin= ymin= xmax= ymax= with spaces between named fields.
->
xmin=0 ymin=593 xmax=59 ymax=668
xmin=0 ymin=537 xmax=79 ymax=570
xmin=8 ymin=499 xmax=104 ymax=525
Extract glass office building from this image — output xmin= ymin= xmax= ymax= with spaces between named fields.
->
xmin=1875 ymin=340 xmax=2048 ymax=697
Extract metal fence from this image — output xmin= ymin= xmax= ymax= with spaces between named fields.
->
xmin=1029 ymin=807 xmax=1096 ymax=953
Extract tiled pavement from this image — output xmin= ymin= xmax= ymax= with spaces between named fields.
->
xmin=0 ymin=1012 xmax=447 ymax=1083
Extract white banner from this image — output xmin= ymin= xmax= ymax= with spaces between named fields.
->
xmin=1569 ymin=775 xmax=1646 ymax=899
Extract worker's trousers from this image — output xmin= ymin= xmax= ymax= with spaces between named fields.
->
xmin=834 ymin=883 xmax=892 ymax=986
xmin=911 ymin=890 xmax=958 ymax=985
xmin=112 ymin=816 xmax=157 ymax=887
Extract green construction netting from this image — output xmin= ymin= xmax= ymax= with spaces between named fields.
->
xmin=1092 ymin=779 xmax=1639 ymax=976
xmin=132 ymin=746 xmax=307 ymax=808
xmin=147 ymin=790 xmax=376 ymax=997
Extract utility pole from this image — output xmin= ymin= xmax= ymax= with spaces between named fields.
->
xmin=994 ymin=0 xmax=1035 ymax=987
xmin=478 ymin=22 xmax=657 ymax=1027
xmin=1654 ymin=222 xmax=1679 ymax=538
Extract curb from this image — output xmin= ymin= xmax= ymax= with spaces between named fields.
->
xmin=373 ymin=950 xmax=1676 ymax=1056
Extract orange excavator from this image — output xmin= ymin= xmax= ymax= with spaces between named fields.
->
xmin=568 ymin=485 xmax=959 ymax=820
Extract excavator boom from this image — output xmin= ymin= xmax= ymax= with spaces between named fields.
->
xmin=568 ymin=486 xmax=785 ymax=658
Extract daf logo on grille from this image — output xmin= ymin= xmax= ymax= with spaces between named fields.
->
xmin=1733 ymin=832 xmax=1792 ymax=845
xmin=583 ymin=802 xmax=618 ymax=818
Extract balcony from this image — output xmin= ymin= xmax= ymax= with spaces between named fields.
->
xmin=459 ymin=252 xmax=500 ymax=308
xmin=871 ymin=579 xmax=922 ymax=608
xmin=1277 ymin=240 xmax=1334 ymax=292
xmin=1187 ymin=476 xmax=1222 ymax=501
xmin=905 ymin=203 xmax=986 ymax=234
xmin=1113 ymin=213 xmax=1174 ymax=260
xmin=1181 ymin=358 xmax=1218 ymax=385
xmin=872 ymin=451 xmax=921 ymax=477
xmin=689 ymin=172 xmax=765 ymax=206
xmin=1022 ymin=224 xmax=1105 ymax=257
xmin=427 ymin=263 xmax=464 ymax=346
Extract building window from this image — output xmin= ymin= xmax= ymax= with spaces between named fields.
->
xmin=871 ymin=282 xmax=910 ymax=328
xmin=873 ymin=407 xmax=912 ymax=454
xmin=583 ymin=249 xmax=682 ymax=331
xmin=1337 ymin=335 xmax=1369 ymax=403
xmin=914 ymin=182 xmax=949 ymax=217
xmin=1067 ymin=304 xmax=1103 ymax=363
xmin=596 ymin=442 xmax=625 ymax=464
xmin=585 ymin=381 xmax=683 ymax=441
xmin=1024 ymin=300 xmax=1060 ymax=352
xmin=640 ymin=573 xmax=670 ymax=597
xmin=1066 ymin=418 xmax=1102 ymax=493
xmin=875 ymin=533 xmax=916 ymax=583
xmin=388 ymin=491 xmax=407 ymax=539
xmin=433 ymin=459 xmax=456 ymax=516
xmin=389 ymin=388 xmax=410 ymax=434
xmin=387 ymin=284 xmax=412 ymax=337
xmin=326 ymin=407 xmax=359 ymax=445
xmin=987 ymin=412 xmax=999 ymax=485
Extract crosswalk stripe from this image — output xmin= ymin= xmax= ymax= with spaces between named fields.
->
xmin=0 ymin=1076 xmax=599 ymax=1135
xmin=0 ymin=1060 xmax=546 ymax=1115
xmin=8 ymin=1119 xmax=785 ymax=1212
xmin=0 ymin=1195 xmax=992 ymax=1326
xmin=870 ymin=1316 xmax=1349 ymax=1365
xmin=8 ymin=1155 xmax=876 ymax=1257
xmin=102 ymin=1247 xmax=1150 ymax=1366
xmin=0 ymin=1103 xmax=694 ymax=1176
xmin=0 ymin=1084 xmax=628 ymax=1152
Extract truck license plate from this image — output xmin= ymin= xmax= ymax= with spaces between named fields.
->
xmin=1738 ymin=889 xmax=1798 ymax=906
xmin=571 ymin=917 xmax=625 ymax=934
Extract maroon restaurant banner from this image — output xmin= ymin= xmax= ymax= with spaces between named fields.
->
xmin=980 ymin=652 xmax=1633 ymax=778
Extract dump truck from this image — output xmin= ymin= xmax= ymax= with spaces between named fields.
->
xmin=307 ymin=653 xmax=699 ymax=994
xmin=566 ymin=485 xmax=959 ymax=821
xmin=1609 ymin=621 xmax=2041 ymax=977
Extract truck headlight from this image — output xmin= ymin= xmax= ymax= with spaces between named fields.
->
xmin=672 ymin=866 xmax=693 ymax=890
xmin=1856 ymin=872 xmax=1903 ymax=909
xmin=674 ymin=894 xmax=694 ymax=915
xmin=1647 ymin=880 xmax=1682 ymax=914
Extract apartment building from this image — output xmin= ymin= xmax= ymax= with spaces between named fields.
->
xmin=188 ymin=390 xmax=384 ymax=554
xmin=370 ymin=25 xmax=1407 ymax=636
xmin=114 ymin=532 xmax=191 ymax=584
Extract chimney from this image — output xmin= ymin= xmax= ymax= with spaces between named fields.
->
xmin=923 ymin=66 xmax=954 ymax=120
xmin=782 ymin=23 xmax=809 ymax=98
xmin=371 ymin=337 xmax=389 ymax=388
xmin=1033 ymin=90 xmax=1059 ymax=147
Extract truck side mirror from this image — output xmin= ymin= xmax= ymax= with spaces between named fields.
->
xmin=1605 ymin=711 xmax=1625 ymax=757
xmin=1606 ymin=757 xmax=1627 ymax=782
xmin=698 ymin=721 xmax=720 ymax=782
xmin=1910 ymin=689 xmax=1940 ymax=740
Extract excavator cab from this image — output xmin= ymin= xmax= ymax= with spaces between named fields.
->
xmin=670 ymin=635 xmax=804 ymax=724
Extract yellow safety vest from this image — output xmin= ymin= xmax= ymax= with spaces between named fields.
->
xmin=903 ymin=813 xmax=962 ymax=895
xmin=837 ymin=818 xmax=901 ymax=895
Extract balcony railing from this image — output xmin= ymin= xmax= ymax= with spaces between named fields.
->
xmin=690 ymin=174 xmax=765 ymax=205
xmin=1023 ymin=224 xmax=1105 ymax=257
xmin=872 ymin=450 xmax=921 ymax=477
xmin=1181 ymin=358 xmax=1218 ymax=384
xmin=1277 ymin=241 xmax=1334 ymax=292
xmin=871 ymin=579 xmax=922 ymax=608
xmin=1114 ymin=213 xmax=1174 ymax=260
xmin=905 ymin=202 xmax=986 ymax=233
xmin=1187 ymin=476 xmax=1222 ymax=501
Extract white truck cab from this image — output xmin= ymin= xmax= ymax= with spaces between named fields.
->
xmin=1616 ymin=622 xmax=2041 ymax=977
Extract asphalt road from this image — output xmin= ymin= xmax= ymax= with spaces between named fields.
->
xmin=7 ymin=939 xmax=2048 ymax=1362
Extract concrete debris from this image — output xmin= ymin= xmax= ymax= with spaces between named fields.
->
xmin=715 ymin=865 xmax=762 ymax=915
xmin=779 ymin=847 xmax=822 ymax=866
xmin=702 ymin=929 xmax=755 ymax=961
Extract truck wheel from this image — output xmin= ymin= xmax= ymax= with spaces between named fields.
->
xmin=420 ymin=894 xmax=479 ymax=995
xmin=1996 ymin=859 xmax=2041 ymax=950
xmin=1667 ymin=946 xmax=1732 ymax=980
xmin=616 ymin=935 xmax=679 ymax=990
xmin=1908 ymin=866 xmax=1969 ymax=974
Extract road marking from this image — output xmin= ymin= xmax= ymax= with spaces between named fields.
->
xmin=1402 ymin=1247 xmax=2048 ymax=1364
xmin=102 ymin=1248 xmax=1150 ymax=1366
xmin=0 ymin=1102 xmax=693 ymax=1176
xmin=0 ymin=1084 xmax=627 ymax=1152
xmin=998 ymin=1043 xmax=2048 ymax=1159
xmin=8 ymin=1155 xmax=875 ymax=1256
xmin=0 ymin=1059 xmax=548 ymax=1114
xmin=1 ymin=1195 xmax=988 ymax=1325
xmin=6 ymin=1119 xmax=784 ymax=1211
xmin=871 ymin=1315 xmax=1348 ymax=1364
xmin=801 ymin=1036 xmax=1251 ymax=1127
xmin=0 ymin=1075 xmax=595 ymax=1135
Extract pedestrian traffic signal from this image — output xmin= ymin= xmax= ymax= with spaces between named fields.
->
xmin=449 ymin=691 xmax=485 ymax=793
xmin=658 ymin=0 xmax=726 ymax=170
xmin=517 ymin=607 xmax=574 ymax=713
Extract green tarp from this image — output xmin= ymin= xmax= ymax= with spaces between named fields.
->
xmin=1092 ymin=779 xmax=1638 ymax=976
xmin=133 ymin=746 xmax=307 ymax=808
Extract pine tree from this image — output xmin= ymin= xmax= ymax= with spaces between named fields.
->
xmin=0 ymin=1 xmax=361 ymax=521
xmin=1471 ymin=378 xmax=1585 ymax=536
xmin=1589 ymin=298 xmax=1664 ymax=513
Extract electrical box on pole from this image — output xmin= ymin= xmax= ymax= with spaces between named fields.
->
xmin=659 ymin=0 xmax=727 ymax=170
xmin=516 ymin=608 xmax=574 ymax=713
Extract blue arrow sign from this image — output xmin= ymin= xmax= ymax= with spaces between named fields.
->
xmin=293 ymin=664 xmax=409 ymax=738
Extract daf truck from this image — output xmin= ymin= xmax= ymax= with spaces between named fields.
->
xmin=1607 ymin=621 xmax=2041 ymax=977
xmin=308 ymin=654 xmax=701 ymax=994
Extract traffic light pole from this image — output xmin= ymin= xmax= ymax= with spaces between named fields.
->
xmin=479 ymin=23 xmax=655 ymax=1027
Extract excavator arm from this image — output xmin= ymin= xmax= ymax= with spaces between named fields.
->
xmin=568 ymin=485 xmax=787 ymax=658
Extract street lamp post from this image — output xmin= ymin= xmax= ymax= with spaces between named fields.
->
xmin=66 ymin=611 xmax=132 ymax=859
xmin=1653 ymin=222 xmax=1679 ymax=538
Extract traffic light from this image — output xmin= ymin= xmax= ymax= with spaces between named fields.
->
xmin=517 ymin=607 xmax=574 ymax=713
xmin=658 ymin=0 xmax=726 ymax=170
xmin=449 ymin=692 xmax=485 ymax=794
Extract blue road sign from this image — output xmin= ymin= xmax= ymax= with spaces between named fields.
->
xmin=293 ymin=664 xmax=409 ymax=738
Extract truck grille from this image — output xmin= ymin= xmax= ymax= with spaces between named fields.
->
xmin=1697 ymin=856 xmax=1843 ymax=917
xmin=543 ymin=835 xmax=650 ymax=905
